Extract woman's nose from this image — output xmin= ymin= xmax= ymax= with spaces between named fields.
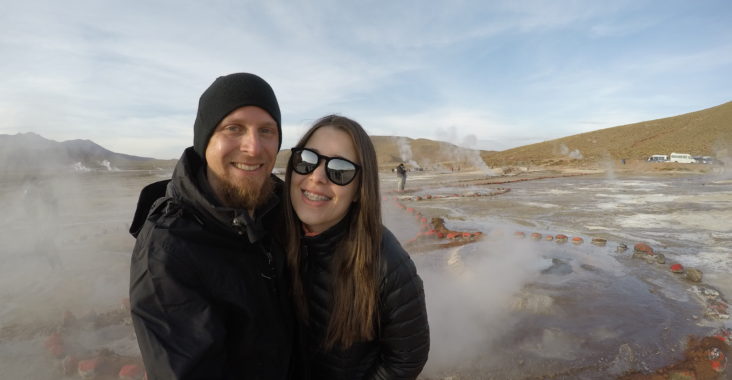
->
xmin=308 ymin=160 xmax=329 ymax=183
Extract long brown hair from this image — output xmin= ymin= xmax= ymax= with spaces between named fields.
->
xmin=283 ymin=115 xmax=382 ymax=349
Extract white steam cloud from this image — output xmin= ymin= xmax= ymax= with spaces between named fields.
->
xmin=415 ymin=238 xmax=544 ymax=375
xmin=435 ymin=126 xmax=501 ymax=176
xmin=396 ymin=137 xmax=420 ymax=168
xmin=557 ymin=143 xmax=583 ymax=159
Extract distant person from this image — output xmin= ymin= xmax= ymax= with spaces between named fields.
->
xmin=283 ymin=115 xmax=430 ymax=379
xmin=396 ymin=162 xmax=407 ymax=192
xmin=128 ymin=73 xmax=295 ymax=379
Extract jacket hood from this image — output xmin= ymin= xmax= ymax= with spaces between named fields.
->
xmin=130 ymin=146 xmax=283 ymax=243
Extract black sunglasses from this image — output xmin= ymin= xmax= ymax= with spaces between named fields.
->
xmin=290 ymin=147 xmax=361 ymax=186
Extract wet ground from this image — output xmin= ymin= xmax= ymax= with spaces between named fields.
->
xmin=0 ymin=168 xmax=730 ymax=378
xmin=381 ymin=170 xmax=732 ymax=379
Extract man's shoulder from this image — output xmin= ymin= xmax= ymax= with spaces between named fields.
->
xmin=136 ymin=198 xmax=205 ymax=242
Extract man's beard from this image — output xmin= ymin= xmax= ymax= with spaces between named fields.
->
xmin=219 ymin=175 xmax=274 ymax=211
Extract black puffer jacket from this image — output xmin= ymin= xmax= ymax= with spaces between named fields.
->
xmin=301 ymin=217 xmax=430 ymax=379
xmin=129 ymin=147 xmax=295 ymax=380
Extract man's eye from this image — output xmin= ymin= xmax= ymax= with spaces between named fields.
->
xmin=224 ymin=125 xmax=242 ymax=133
xmin=260 ymin=127 xmax=276 ymax=135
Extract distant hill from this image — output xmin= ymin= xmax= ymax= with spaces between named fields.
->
xmin=10 ymin=100 xmax=731 ymax=176
xmin=481 ymin=101 xmax=732 ymax=166
xmin=279 ymin=102 xmax=732 ymax=171
xmin=0 ymin=132 xmax=176 ymax=175
xmin=275 ymin=136 xmax=491 ymax=171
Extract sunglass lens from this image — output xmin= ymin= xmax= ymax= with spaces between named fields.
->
xmin=294 ymin=149 xmax=319 ymax=174
xmin=327 ymin=159 xmax=357 ymax=185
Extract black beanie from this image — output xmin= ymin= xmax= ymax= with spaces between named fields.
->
xmin=193 ymin=73 xmax=282 ymax=158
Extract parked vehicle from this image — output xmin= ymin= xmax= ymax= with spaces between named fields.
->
xmin=647 ymin=155 xmax=668 ymax=162
xmin=668 ymin=153 xmax=696 ymax=163
xmin=701 ymin=156 xmax=725 ymax=165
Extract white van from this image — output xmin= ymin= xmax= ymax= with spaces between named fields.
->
xmin=668 ymin=153 xmax=696 ymax=163
xmin=647 ymin=155 xmax=668 ymax=162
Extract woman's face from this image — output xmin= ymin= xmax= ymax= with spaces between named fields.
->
xmin=290 ymin=126 xmax=359 ymax=235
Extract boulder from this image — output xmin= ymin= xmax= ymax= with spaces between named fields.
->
xmin=686 ymin=268 xmax=703 ymax=283
xmin=634 ymin=243 xmax=654 ymax=255
xmin=591 ymin=238 xmax=607 ymax=246
xmin=119 ymin=364 xmax=145 ymax=380
xmin=655 ymin=253 xmax=666 ymax=264
xmin=78 ymin=358 xmax=99 ymax=379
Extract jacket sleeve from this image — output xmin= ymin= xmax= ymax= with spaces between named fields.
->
xmin=368 ymin=233 xmax=430 ymax=380
xmin=129 ymin=224 xmax=226 ymax=380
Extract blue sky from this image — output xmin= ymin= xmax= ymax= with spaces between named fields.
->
xmin=1 ymin=0 xmax=731 ymax=159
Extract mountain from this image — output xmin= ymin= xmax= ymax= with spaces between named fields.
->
xmin=480 ymin=101 xmax=732 ymax=166
xmin=8 ymin=100 xmax=730 ymax=175
xmin=274 ymin=136 xmax=489 ymax=171
xmin=0 ymin=132 xmax=175 ymax=174
xmin=278 ymin=101 xmax=731 ymax=171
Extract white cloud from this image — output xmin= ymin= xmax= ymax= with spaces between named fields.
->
xmin=1 ymin=1 xmax=731 ymax=158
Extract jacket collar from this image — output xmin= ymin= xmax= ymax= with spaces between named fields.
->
xmin=300 ymin=210 xmax=351 ymax=254
xmin=169 ymin=147 xmax=282 ymax=243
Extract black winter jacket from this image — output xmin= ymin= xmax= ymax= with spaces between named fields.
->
xmin=301 ymin=217 xmax=429 ymax=379
xmin=129 ymin=147 xmax=295 ymax=380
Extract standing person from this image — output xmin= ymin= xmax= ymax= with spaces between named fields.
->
xmin=283 ymin=115 xmax=430 ymax=379
xmin=128 ymin=73 xmax=295 ymax=379
xmin=396 ymin=163 xmax=407 ymax=192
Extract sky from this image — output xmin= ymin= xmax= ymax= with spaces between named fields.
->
xmin=1 ymin=0 xmax=731 ymax=159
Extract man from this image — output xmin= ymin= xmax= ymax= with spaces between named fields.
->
xmin=396 ymin=163 xmax=407 ymax=192
xmin=129 ymin=73 xmax=294 ymax=379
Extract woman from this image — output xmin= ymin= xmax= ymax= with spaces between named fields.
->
xmin=283 ymin=115 xmax=430 ymax=379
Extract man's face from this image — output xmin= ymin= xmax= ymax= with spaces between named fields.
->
xmin=205 ymin=106 xmax=279 ymax=209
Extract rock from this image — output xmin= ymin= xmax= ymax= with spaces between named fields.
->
xmin=707 ymin=347 xmax=727 ymax=373
xmin=655 ymin=253 xmax=666 ymax=264
xmin=119 ymin=364 xmax=145 ymax=380
xmin=670 ymin=263 xmax=684 ymax=273
xmin=616 ymin=243 xmax=628 ymax=252
xmin=580 ymin=263 xmax=599 ymax=272
xmin=690 ymin=285 xmax=719 ymax=299
xmin=686 ymin=268 xmax=703 ymax=282
xmin=634 ymin=242 xmax=654 ymax=255
xmin=591 ymin=238 xmax=607 ymax=246
xmin=78 ymin=358 xmax=99 ymax=379
xmin=541 ymin=258 xmax=573 ymax=276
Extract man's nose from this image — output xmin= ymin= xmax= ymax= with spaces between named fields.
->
xmin=239 ymin=131 xmax=261 ymax=155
